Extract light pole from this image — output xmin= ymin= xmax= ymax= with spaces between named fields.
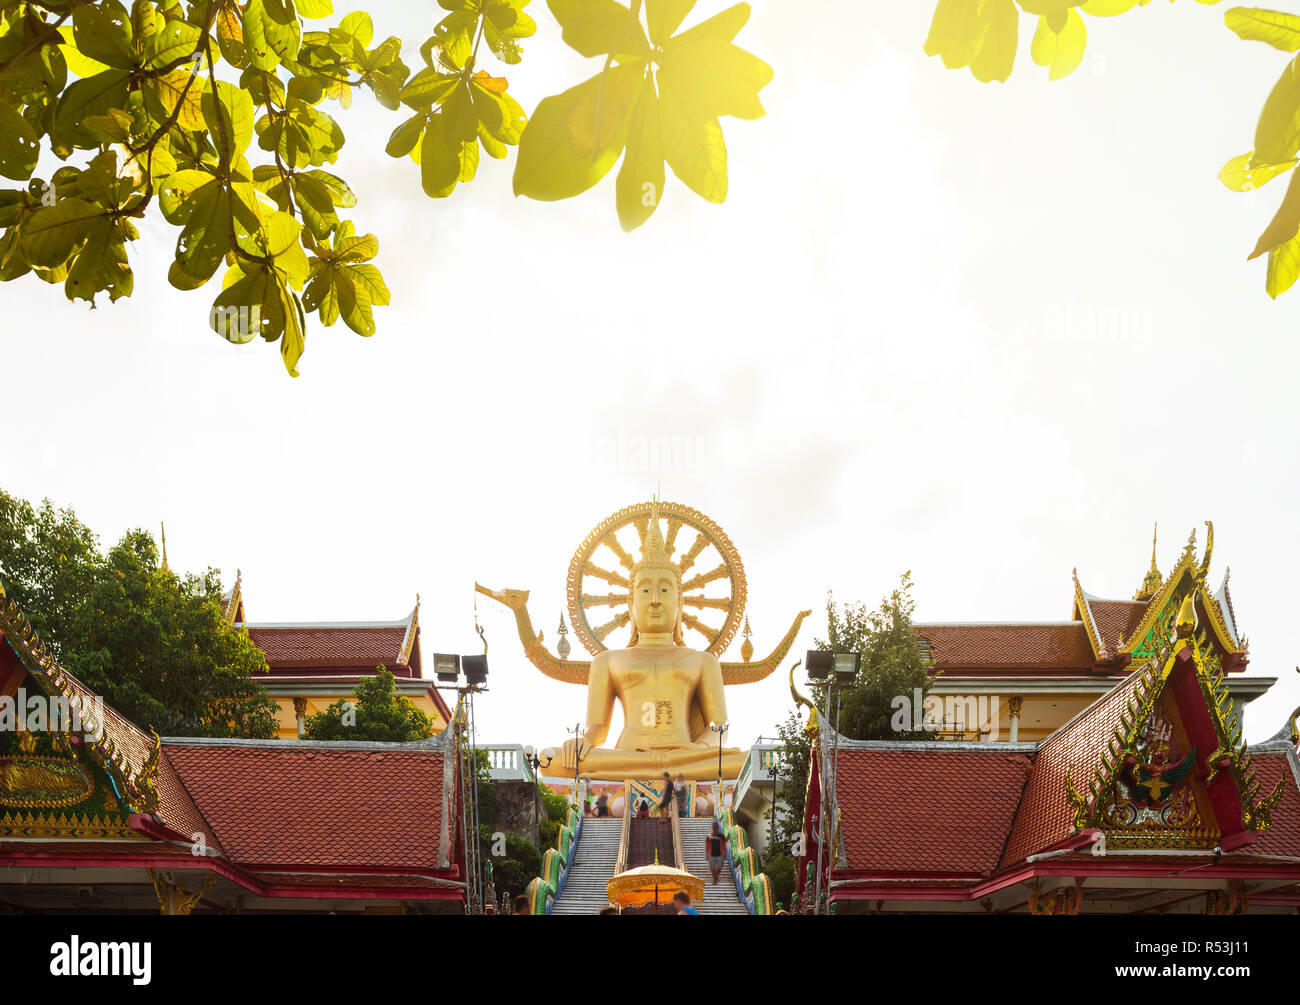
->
xmin=522 ymin=745 xmax=556 ymax=855
xmin=710 ymin=720 xmax=729 ymax=812
xmin=803 ymin=649 xmax=860 ymax=916
xmin=564 ymin=721 xmax=584 ymax=809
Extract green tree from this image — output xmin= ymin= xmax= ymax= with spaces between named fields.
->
xmin=0 ymin=0 xmax=771 ymax=375
xmin=0 ymin=488 xmax=279 ymax=737
xmin=302 ymin=666 xmax=435 ymax=741
xmin=812 ymin=573 xmax=937 ymax=743
xmin=765 ymin=573 xmax=936 ymax=902
xmin=924 ymin=2 xmax=1300 ymax=302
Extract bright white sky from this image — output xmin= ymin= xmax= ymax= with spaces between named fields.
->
xmin=3 ymin=1 xmax=1298 ymax=749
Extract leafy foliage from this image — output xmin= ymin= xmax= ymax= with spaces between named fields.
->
xmin=0 ymin=0 xmax=770 ymax=374
xmin=0 ymin=488 xmax=279 ymax=737
xmin=515 ymin=0 xmax=772 ymax=230
xmin=1219 ymin=7 xmax=1300 ymax=300
xmin=812 ymin=573 xmax=937 ymax=742
xmin=924 ymin=0 xmax=1221 ymax=84
xmin=302 ymin=666 xmax=437 ymax=741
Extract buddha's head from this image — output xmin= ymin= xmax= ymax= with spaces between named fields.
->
xmin=628 ymin=502 xmax=684 ymax=646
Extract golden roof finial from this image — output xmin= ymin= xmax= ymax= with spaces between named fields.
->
xmin=740 ymin=616 xmax=754 ymax=663
xmin=160 ymin=522 xmax=169 ymax=572
xmin=1134 ymin=522 xmax=1163 ymax=601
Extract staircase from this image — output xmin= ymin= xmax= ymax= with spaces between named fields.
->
xmin=550 ymin=818 xmax=623 ymax=915
xmin=679 ymin=818 xmax=750 ymax=915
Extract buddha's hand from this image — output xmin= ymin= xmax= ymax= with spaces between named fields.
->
xmin=562 ymin=735 xmax=591 ymax=769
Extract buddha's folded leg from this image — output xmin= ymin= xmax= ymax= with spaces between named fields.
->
xmin=572 ymin=746 xmax=748 ymax=782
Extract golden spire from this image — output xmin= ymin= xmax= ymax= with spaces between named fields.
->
xmin=632 ymin=496 xmax=677 ymax=581
xmin=740 ymin=616 xmax=754 ymax=663
xmin=160 ymin=522 xmax=169 ymax=572
xmin=1134 ymin=522 xmax=1163 ymax=601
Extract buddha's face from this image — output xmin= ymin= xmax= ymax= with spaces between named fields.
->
xmin=631 ymin=568 xmax=680 ymax=637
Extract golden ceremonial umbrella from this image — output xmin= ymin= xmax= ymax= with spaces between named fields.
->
xmin=606 ymin=851 xmax=704 ymax=912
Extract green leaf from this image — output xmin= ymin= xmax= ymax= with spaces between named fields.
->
xmin=171 ymin=182 xmax=230 ymax=284
xmin=0 ymin=97 xmax=40 ymax=180
xmin=20 ymin=198 xmax=102 ymax=268
xmin=1255 ymin=53 xmax=1300 ymax=163
xmin=925 ymin=0 xmax=985 ymax=69
xmin=65 ymin=214 xmax=133 ymax=303
xmin=666 ymin=1 xmax=750 ymax=47
xmin=658 ymin=35 xmax=772 ymax=120
xmin=1248 ymin=164 xmax=1300 ymax=259
xmin=141 ymin=19 xmax=201 ymax=69
xmin=1266 ymin=227 xmax=1300 ymax=297
xmin=202 ymin=81 xmax=256 ymax=157
xmin=970 ymin=0 xmax=1018 ymax=83
xmin=1226 ymin=7 xmax=1300 ymax=52
xmin=296 ymin=0 xmax=334 ymax=18
xmin=657 ymin=65 xmax=726 ymax=202
xmin=244 ymin=0 xmax=301 ymax=70
xmin=420 ymin=113 xmax=462 ymax=197
xmin=386 ymin=112 xmax=427 ymax=157
xmin=513 ymin=64 xmax=642 ymax=200
xmin=400 ymin=68 xmax=460 ymax=109
xmin=1219 ymin=150 xmax=1296 ymax=190
xmin=646 ymin=0 xmax=696 ymax=44
xmin=616 ymin=74 xmax=664 ymax=231
xmin=547 ymin=0 xmax=650 ymax=58
xmin=1031 ymin=8 xmax=1086 ymax=80
xmin=338 ymin=10 xmax=374 ymax=47
xmin=72 ymin=0 xmax=136 ymax=71
xmin=55 ymin=70 xmax=132 ymax=147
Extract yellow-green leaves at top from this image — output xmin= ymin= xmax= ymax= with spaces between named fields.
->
xmin=926 ymin=0 xmax=1019 ymax=82
xmin=1254 ymin=51 xmax=1300 ymax=164
xmin=0 ymin=97 xmax=40 ymax=181
xmin=1031 ymin=7 xmax=1087 ymax=80
xmin=646 ymin=0 xmax=696 ymax=43
xmin=516 ymin=1 xmax=771 ymax=229
xmin=1219 ymin=149 xmax=1296 ymax=190
xmin=1225 ymin=7 xmax=1300 ymax=51
xmin=549 ymin=0 xmax=649 ymax=59
xmin=72 ymin=0 xmax=135 ymax=71
xmin=243 ymin=0 xmax=302 ymax=71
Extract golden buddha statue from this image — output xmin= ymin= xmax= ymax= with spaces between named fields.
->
xmin=558 ymin=508 xmax=744 ymax=780
xmin=477 ymin=499 xmax=810 ymax=783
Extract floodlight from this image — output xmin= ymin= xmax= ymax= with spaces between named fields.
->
xmin=434 ymin=653 xmax=460 ymax=682
xmin=462 ymin=654 xmax=489 ymax=685
xmin=805 ymin=650 xmax=833 ymax=680
xmin=832 ymin=652 xmax=861 ymax=684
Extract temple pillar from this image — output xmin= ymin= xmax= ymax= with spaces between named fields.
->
xmin=1008 ymin=696 xmax=1023 ymax=742
xmin=293 ymin=696 xmax=308 ymax=738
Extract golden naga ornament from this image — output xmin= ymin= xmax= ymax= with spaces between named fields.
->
xmin=477 ymin=499 xmax=810 ymax=781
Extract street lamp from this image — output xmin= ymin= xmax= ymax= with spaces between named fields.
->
xmin=522 ymin=745 xmax=556 ymax=855
xmin=709 ymin=720 xmax=729 ymax=811
xmin=803 ymin=649 xmax=860 ymax=916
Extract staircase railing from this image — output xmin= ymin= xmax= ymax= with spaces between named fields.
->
xmin=613 ymin=779 xmax=631 ymax=878
xmin=716 ymin=806 xmax=774 ymax=915
xmin=524 ymin=802 xmax=581 ymax=916
xmin=669 ymin=796 xmax=685 ymax=870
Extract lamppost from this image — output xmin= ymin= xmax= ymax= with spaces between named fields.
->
xmin=803 ymin=649 xmax=861 ymax=917
xmin=564 ymin=721 xmax=584 ymax=809
xmin=709 ymin=720 xmax=729 ymax=811
xmin=522 ymin=745 xmax=556 ymax=855
xmin=432 ymin=650 xmax=492 ymax=915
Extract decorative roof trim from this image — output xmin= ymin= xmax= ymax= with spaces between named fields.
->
xmin=0 ymin=577 xmax=160 ymax=814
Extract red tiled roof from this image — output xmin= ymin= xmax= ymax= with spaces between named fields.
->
xmin=245 ymin=625 xmax=408 ymax=670
xmin=163 ymin=743 xmax=446 ymax=869
xmin=1000 ymin=669 xmax=1146 ymax=867
xmin=1085 ymin=598 xmax=1148 ymax=649
xmin=915 ymin=624 xmax=1095 ymax=671
xmin=835 ymin=747 xmax=1031 ymax=874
